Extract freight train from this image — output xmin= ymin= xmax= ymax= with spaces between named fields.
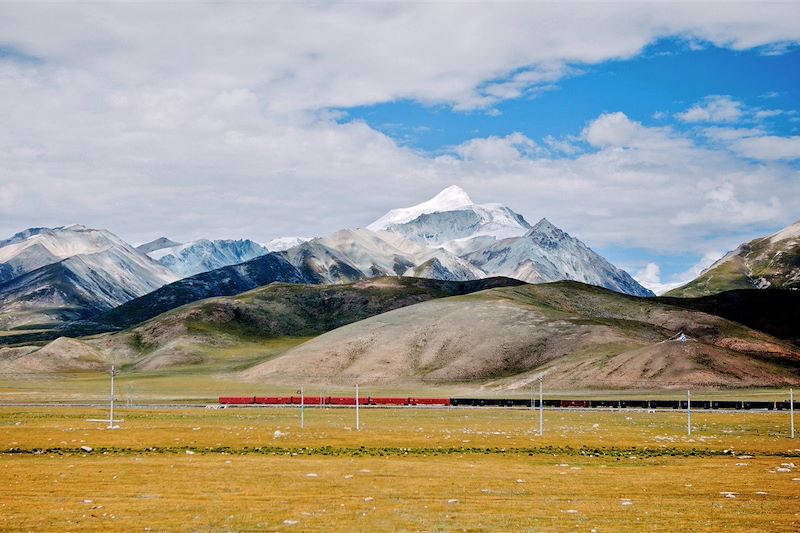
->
xmin=218 ymin=396 xmax=798 ymax=410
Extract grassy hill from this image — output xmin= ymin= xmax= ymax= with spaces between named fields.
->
xmin=658 ymin=289 xmax=800 ymax=346
xmin=666 ymin=221 xmax=800 ymax=297
xmin=244 ymin=282 xmax=800 ymax=389
xmin=0 ymin=277 xmax=524 ymax=374
xmin=3 ymin=277 xmax=798 ymax=390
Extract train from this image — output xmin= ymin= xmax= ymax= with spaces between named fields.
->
xmin=218 ymin=396 xmax=798 ymax=410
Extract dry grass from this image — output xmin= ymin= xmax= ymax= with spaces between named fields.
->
xmin=1 ymin=407 xmax=799 ymax=531
xmin=2 ymin=454 xmax=799 ymax=532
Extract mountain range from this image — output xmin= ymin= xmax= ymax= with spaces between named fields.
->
xmin=0 ymin=225 xmax=177 ymax=329
xmin=1 ymin=188 xmax=799 ymax=389
xmin=139 ymin=237 xmax=269 ymax=278
xmin=0 ymin=186 xmax=656 ymax=332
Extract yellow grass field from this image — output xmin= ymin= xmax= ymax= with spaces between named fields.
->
xmin=1 ymin=407 xmax=799 ymax=531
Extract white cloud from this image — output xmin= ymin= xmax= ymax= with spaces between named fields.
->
xmin=544 ymin=135 xmax=582 ymax=155
xmin=635 ymin=251 xmax=726 ymax=295
xmin=703 ymin=127 xmax=765 ymax=141
xmin=754 ymin=109 xmax=783 ymax=119
xmin=702 ymin=127 xmax=800 ymax=161
xmin=1 ymin=4 xmax=799 ymax=113
xmin=676 ymin=96 xmax=744 ymax=123
xmin=730 ymin=136 xmax=800 ymax=160
xmin=453 ymin=133 xmax=543 ymax=163
xmin=673 ymin=182 xmax=781 ymax=227
xmin=634 ymin=263 xmax=665 ymax=289
xmin=0 ymin=3 xmax=799 ymax=253
xmin=583 ymin=112 xmax=644 ymax=148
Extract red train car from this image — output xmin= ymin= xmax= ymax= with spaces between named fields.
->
xmin=219 ymin=396 xmax=255 ymax=404
xmin=299 ymin=396 xmax=325 ymax=405
xmin=409 ymin=398 xmax=451 ymax=406
xmin=369 ymin=397 xmax=409 ymax=406
xmin=254 ymin=396 xmax=291 ymax=404
xmin=328 ymin=396 xmax=369 ymax=405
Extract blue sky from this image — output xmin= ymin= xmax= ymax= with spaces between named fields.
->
xmin=1 ymin=3 xmax=799 ymax=293
xmin=342 ymin=39 xmax=800 ymax=152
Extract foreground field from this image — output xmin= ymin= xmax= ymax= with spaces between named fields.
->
xmin=1 ymin=407 xmax=799 ymax=531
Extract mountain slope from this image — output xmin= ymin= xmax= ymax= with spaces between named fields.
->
xmin=282 ymin=228 xmax=483 ymax=284
xmin=244 ymin=281 xmax=799 ymax=389
xmin=92 ymin=277 xmax=527 ymax=371
xmin=147 ymin=238 xmax=268 ymax=278
xmin=91 ymin=252 xmax=310 ymax=329
xmin=0 ymin=225 xmax=140 ymax=284
xmin=464 ymin=219 xmax=653 ymax=297
xmin=666 ymin=220 xmax=800 ymax=297
xmin=136 ymin=237 xmax=182 ymax=255
xmin=658 ymin=289 xmax=800 ymax=346
xmin=0 ymin=237 xmax=177 ymax=329
xmin=0 ymin=277 xmax=525 ymax=373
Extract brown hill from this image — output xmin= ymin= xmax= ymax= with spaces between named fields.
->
xmin=244 ymin=282 xmax=800 ymax=389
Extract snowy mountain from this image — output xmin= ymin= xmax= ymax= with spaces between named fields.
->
xmin=146 ymin=239 xmax=268 ymax=278
xmin=666 ymin=219 xmax=800 ymax=297
xmin=368 ymin=185 xmax=531 ymax=250
xmin=279 ymin=228 xmax=483 ymax=284
xmin=0 ymin=186 xmax=652 ymax=331
xmin=464 ymin=218 xmax=653 ymax=296
xmin=266 ymin=236 xmax=313 ymax=252
xmin=270 ymin=187 xmax=648 ymax=295
xmin=0 ymin=225 xmax=127 ymax=283
xmin=0 ymin=226 xmax=178 ymax=328
xmin=136 ymin=237 xmax=182 ymax=255
xmin=366 ymin=186 xmax=652 ymax=296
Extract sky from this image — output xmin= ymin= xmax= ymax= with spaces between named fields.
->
xmin=1 ymin=2 xmax=799 ymax=294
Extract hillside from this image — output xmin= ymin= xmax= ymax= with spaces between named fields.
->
xmin=244 ymin=281 xmax=800 ymax=389
xmin=0 ymin=250 xmax=176 ymax=330
xmin=0 ymin=277 xmax=524 ymax=373
xmin=91 ymin=252 xmax=308 ymax=329
xmin=658 ymin=289 xmax=800 ymax=346
xmin=666 ymin=220 xmax=800 ymax=297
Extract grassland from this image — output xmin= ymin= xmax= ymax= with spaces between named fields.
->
xmin=0 ymin=369 xmax=798 ymax=404
xmin=1 ymin=407 xmax=799 ymax=531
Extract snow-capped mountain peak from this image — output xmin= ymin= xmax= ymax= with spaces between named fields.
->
xmin=528 ymin=218 xmax=559 ymax=235
xmin=368 ymin=185 xmax=532 ymax=248
xmin=426 ymin=185 xmax=474 ymax=209
xmin=0 ymin=225 xmax=126 ymax=272
xmin=367 ymin=185 xmax=475 ymax=231
xmin=266 ymin=236 xmax=313 ymax=252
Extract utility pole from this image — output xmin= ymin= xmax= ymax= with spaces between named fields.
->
xmin=687 ymin=390 xmax=692 ymax=437
xmin=539 ymin=375 xmax=544 ymax=436
xmin=86 ymin=366 xmax=122 ymax=428
xmin=356 ymin=384 xmax=360 ymax=431
xmin=791 ymin=388 xmax=795 ymax=439
xmin=300 ymin=386 xmax=304 ymax=429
